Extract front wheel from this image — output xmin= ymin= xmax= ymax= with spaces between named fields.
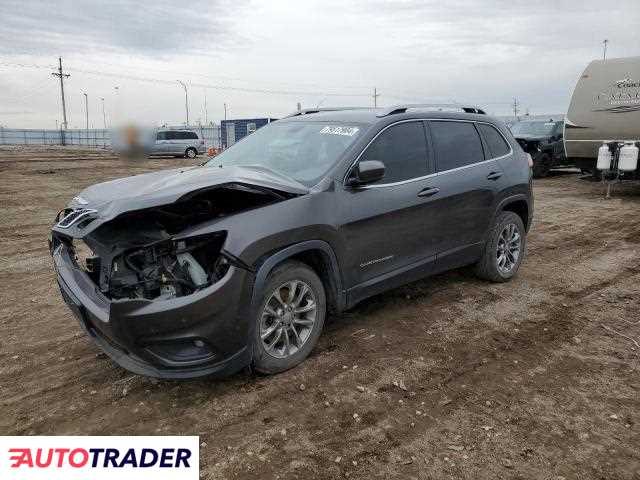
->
xmin=252 ymin=261 xmax=326 ymax=374
xmin=185 ymin=148 xmax=197 ymax=159
xmin=475 ymin=211 xmax=526 ymax=283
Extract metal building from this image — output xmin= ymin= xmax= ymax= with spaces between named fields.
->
xmin=221 ymin=118 xmax=277 ymax=149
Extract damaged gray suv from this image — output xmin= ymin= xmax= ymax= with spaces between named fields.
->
xmin=51 ymin=105 xmax=533 ymax=379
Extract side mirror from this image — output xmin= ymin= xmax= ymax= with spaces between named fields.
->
xmin=346 ymin=160 xmax=385 ymax=186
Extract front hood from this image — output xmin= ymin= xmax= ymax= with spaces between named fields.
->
xmin=57 ymin=165 xmax=310 ymax=236
xmin=71 ymin=164 xmax=308 ymax=212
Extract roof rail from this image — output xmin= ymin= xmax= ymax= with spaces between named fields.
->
xmin=376 ymin=104 xmax=486 ymax=117
xmin=285 ymin=107 xmax=370 ymax=118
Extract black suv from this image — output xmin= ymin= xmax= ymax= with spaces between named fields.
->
xmin=51 ymin=105 xmax=533 ymax=379
xmin=510 ymin=120 xmax=566 ymax=178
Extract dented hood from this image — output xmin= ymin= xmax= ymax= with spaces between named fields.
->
xmin=70 ymin=164 xmax=309 ymax=216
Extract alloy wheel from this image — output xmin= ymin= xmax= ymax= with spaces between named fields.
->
xmin=496 ymin=223 xmax=521 ymax=275
xmin=260 ymin=280 xmax=317 ymax=359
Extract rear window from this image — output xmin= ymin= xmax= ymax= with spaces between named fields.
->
xmin=431 ymin=121 xmax=484 ymax=171
xmin=477 ymin=123 xmax=510 ymax=158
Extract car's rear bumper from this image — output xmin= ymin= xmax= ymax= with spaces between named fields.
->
xmin=52 ymin=243 xmax=253 ymax=379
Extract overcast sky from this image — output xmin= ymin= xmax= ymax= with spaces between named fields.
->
xmin=1 ymin=0 xmax=639 ymax=128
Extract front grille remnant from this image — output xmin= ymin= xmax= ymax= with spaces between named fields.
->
xmin=56 ymin=208 xmax=97 ymax=229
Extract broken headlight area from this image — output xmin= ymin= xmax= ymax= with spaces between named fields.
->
xmin=105 ymin=232 xmax=230 ymax=301
xmin=516 ymin=138 xmax=542 ymax=154
xmin=70 ymin=239 xmax=100 ymax=274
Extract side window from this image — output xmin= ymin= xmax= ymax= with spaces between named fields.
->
xmin=186 ymin=131 xmax=198 ymax=139
xmin=359 ymin=122 xmax=428 ymax=184
xmin=156 ymin=131 xmax=167 ymax=140
xmin=431 ymin=121 xmax=484 ymax=171
xmin=477 ymin=123 xmax=511 ymax=158
xmin=166 ymin=131 xmax=178 ymax=140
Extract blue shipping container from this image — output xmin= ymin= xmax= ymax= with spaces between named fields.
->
xmin=220 ymin=118 xmax=277 ymax=149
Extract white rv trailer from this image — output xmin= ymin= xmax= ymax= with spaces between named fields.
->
xmin=565 ymin=56 xmax=640 ymax=175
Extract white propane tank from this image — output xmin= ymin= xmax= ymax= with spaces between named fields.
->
xmin=597 ymin=143 xmax=612 ymax=170
xmin=618 ymin=142 xmax=639 ymax=172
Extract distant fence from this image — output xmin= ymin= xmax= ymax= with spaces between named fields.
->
xmin=0 ymin=125 xmax=221 ymax=149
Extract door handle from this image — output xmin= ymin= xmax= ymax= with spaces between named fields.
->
xmin=487 ymin=171 xmax=503 ymax=180
xmin=417 ymin=186 xmax=440 ymax=197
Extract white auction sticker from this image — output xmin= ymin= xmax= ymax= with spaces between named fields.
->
xmin=319 ymin=126 xmax=359 ymax=136
xmin=0 ymin=436 xmax=199 ymax=480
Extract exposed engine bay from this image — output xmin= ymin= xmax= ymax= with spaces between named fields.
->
xmin=57 ymin=183 xmax=293 ymax=301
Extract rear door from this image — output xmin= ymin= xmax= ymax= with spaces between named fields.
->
xmin=428 ymin=120 xmax=505 ymax=267
xmin=340 ymin=121 xmax=441 ymax=295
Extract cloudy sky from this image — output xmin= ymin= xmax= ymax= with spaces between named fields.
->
xmin=1 ymin=0 xmax=639 ymax=128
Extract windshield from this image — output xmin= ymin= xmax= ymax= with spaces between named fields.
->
xmin=206 ymin=121 xmax=364 ymax=186
xmin=510 ymin=121 xmax=556 ymax=136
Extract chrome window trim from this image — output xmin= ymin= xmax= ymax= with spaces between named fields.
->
xmin=343 ymin=118 xmax=513 ymax=189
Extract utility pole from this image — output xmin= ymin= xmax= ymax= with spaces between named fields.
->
xmin=603 ymin=39 xmax=608 ymax=60
xmin=100 ymin=97 xmax=106 ymax=129
xmin=51 ymin=57 xmax=70 ymax=129
xmin=177 ymin=80 xmax=189 ymax=125
xmin=204 ymin=89 xmax=208 ymax=125
xmin=373 ymin=87 xmax=380 ymax=107
xmin=512 ymin=98 xmax=519 ymax=120
xmin=83 ymin=93 xmax=88 ymax=131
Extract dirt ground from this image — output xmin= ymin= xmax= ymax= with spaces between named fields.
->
xmin=0 ymin=145 xmax=639 ymax=479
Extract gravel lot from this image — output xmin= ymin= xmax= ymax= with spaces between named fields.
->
xmin=1 ymin=145 xmax=639 ymax=479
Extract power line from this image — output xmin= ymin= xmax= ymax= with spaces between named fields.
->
xmin=2 ymin=60 xmax=372 ymax=98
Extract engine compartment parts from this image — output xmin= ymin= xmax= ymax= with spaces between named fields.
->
xmin=104 ymin=234 xmax=230 ymax=300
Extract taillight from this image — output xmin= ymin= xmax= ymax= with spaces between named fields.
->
xmin=526 ymin=153 xmax=533 ymax=168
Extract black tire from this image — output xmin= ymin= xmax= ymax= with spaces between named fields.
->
xmin=532 ymin=153 xmax=551 ymax=178
xmin=475 ymin=211 xmax=526 ymax=283
xmin=252 ymin=261 xmax=326 ymax=374
xmin=184 ymin=148 xmax=197 ymax=159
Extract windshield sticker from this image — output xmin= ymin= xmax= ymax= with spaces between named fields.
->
xmin=320 ymin=126 xmax=359 ymax=137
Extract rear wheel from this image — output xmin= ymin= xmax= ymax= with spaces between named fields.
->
xmin=252 ymin=261 xmax=326 ymax=374
xmin=475 ymin=211 xmax=526 ymax=283
xmin=185 ymin=147 xmax=197 ymax=159
xmin=532 ymin=153 xmax=551 ymax=178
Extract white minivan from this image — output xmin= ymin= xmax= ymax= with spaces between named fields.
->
xmin=152 ymin=130 xmax=205 ymax=158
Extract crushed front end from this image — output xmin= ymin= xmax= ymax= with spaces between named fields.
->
xmin=49 ymin=183 xmax=291 ymax=378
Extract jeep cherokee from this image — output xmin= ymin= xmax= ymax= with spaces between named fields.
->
xmin=50 ymin=105 xmax=533 ymax=378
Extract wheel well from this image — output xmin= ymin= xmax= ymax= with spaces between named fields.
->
xmin=289 ymin=249 xmax=340 ymax=314
xmin=501 ymin=199 xmax=529 ymax=229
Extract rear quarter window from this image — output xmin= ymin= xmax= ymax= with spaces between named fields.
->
xmin=477 ymin=123 xmax=511 ymax=158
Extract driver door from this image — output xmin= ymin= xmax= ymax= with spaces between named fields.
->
xmin=339 ymin=121 xmax=441 ymax=299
